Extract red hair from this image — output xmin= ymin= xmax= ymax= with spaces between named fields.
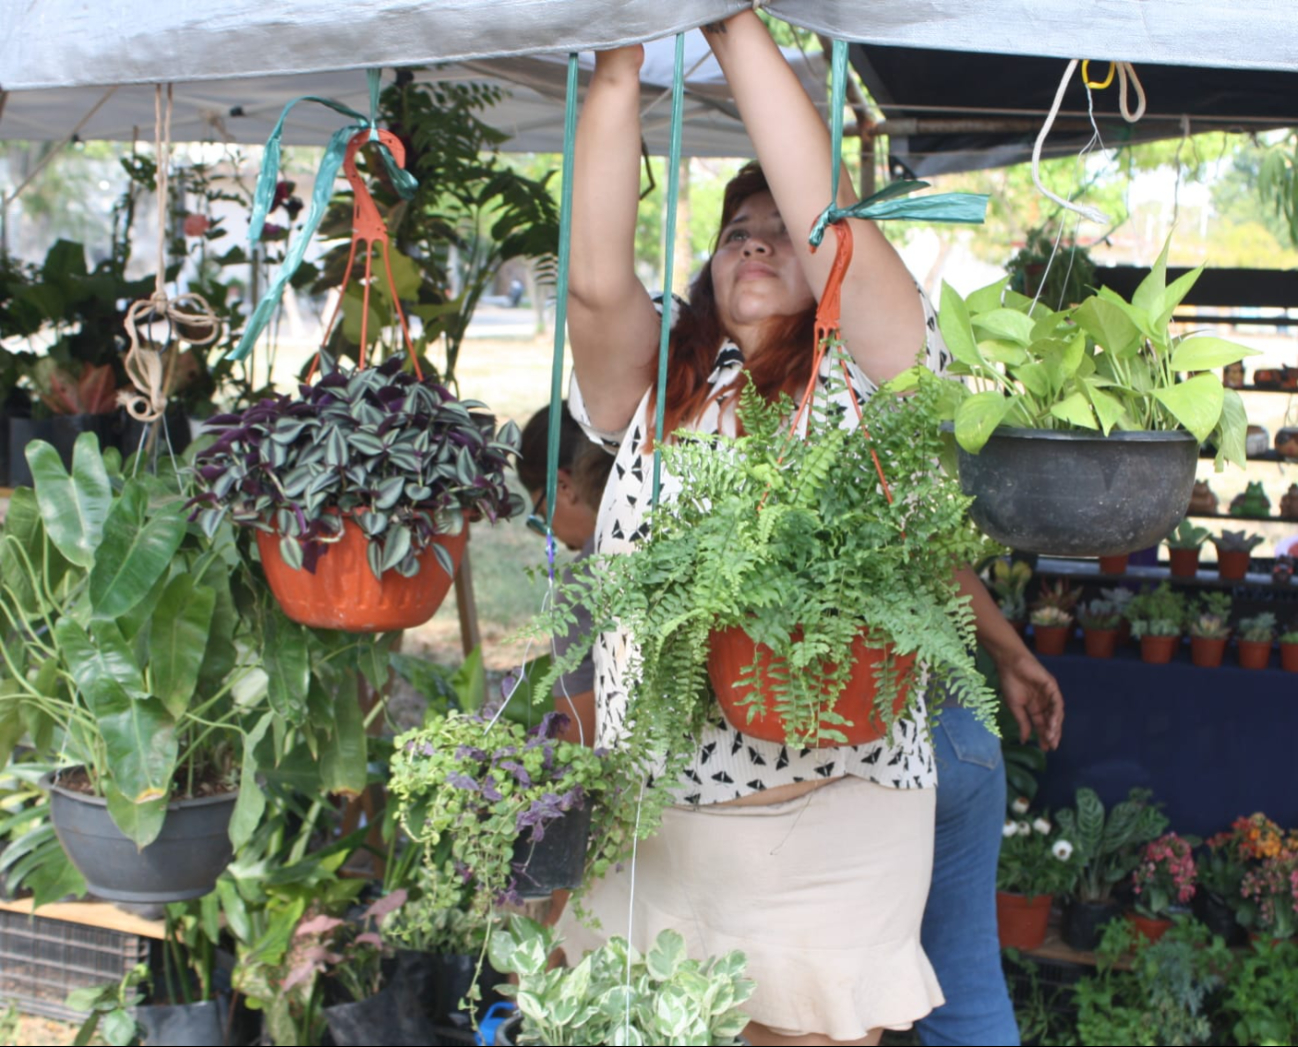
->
xmin=647 ymin=163 xmax=817 ymax=445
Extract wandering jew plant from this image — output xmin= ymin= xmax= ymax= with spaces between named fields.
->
xmin=191 ymin=355 xmax=522 ymax=579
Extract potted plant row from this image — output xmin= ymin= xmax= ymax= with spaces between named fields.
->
xmin=192 ymin=353 xmax=523 ymax=632
xmin=913 ymin=240 xmax=1256 ymax=556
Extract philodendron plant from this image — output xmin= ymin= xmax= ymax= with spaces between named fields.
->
xmin=929 ymin=239 xmax=1257 ymax=466
xmin=0 ymin=434 xmax=394 ymax=847
xmin=192 ymin=354 xmax=523 ymax=579
xmin=489 ymin=915 xmax=754 ymax=1047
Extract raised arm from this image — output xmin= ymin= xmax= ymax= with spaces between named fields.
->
xmin=705 ymin=12 xmax=926 ymax=383
xmin=567 ymin=46 xmax=662 ymax=435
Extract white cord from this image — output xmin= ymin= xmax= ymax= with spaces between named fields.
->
xmin=1032 ymin=60 xmax=1110 ymax=225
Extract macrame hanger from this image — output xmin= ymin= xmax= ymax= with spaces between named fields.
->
xmin=119 ymin=84 xmax=221 ymax=444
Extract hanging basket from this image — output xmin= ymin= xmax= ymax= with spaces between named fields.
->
xmin=509 ymin=802 xmax=593 ymax=899
xmin=955 ymin=428 xmax=1198 ymax=557
xmin=707 ymin=626 xmax=915 ymax=748
xmin=44 ymin=772 xmax=236 ymax=904
xmin=257 ymin=521 xmax=467 ymax=632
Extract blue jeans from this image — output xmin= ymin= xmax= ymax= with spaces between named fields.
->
xmin=915 ymin=707 xmax=1019 ymax=1046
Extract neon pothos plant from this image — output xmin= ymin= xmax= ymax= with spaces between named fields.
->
xmin=531 ymin=349 xmax=999 ymax=833
xmin=191 ymin=354 xmax=523 ymax=579
xmin=928 ymin=239 xmax=1257 ymax=467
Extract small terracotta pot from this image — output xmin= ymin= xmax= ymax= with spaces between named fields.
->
xmin=996 ymin=892 xmax=1053 ymax=951
xmin=1217 ymin=549 xmax=1251 ymax=581
xmin=1281 ymin=643 xmax=1298 ymax=673
xmin=1083 ymin=628 xmax=1118 ymax=659
xmin=1033 ymin=624 xmax=1070 ymax=657
xmin=1237 ymin=639 xmax=1273 ymax=670
xmin=1140 ymin=634 xmax=1179 ymax=664
xmin=1191 ymin=636 xmax=1228 ymax=668
xmin=1167 ymin=547 xmax=1201 ymax=578
xmin=707 ymin=626 xmax=915 ymax=748
xmin=1098 ymin=554 xmax=1129 ymax=574
xmin=1127 ymin=912 xmax=1173 ymax=943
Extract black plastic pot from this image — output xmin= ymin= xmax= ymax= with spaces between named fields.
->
xmin=955 ymin=427 xmax=1198 ymax=556
xmin=510 ymin=803 xmax=593 ymax=899
xmin=136 ymin=999 xmax=225 ymax=1046
xmin=1061 ymin=898 xmax=1122 ymax=951
xmin=1195 ymin=889 xmax=1247 ymax=946
xmin=44 ymin=773 xmax=237 ymax=903
xmin=323 ymin=983 xmax=431 ymax=1046
xmin=399 ymin=950 xmax=503 ymax=1029
xmin=8 ymin=413 xmax=119 ymax=487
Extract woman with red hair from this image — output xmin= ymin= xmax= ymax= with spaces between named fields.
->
xmin=560 ymin=12 xmax=1062 ymax=1046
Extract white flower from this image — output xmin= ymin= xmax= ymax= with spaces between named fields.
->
xmin=1011 ymin=796 xmax=1031 ymax=815
xmin=1016 ymin=820 xmax=1031 ymax=836
xmin=1002 ymin=819 xmax=1018 ymax=838
xmin=1052 ymin=839 xmax=1074 ymax=861
xmin=1033 ymin=817 xmax=1052 ymax=835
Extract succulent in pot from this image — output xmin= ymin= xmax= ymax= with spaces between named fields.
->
xmin=1236 ymin=612 xmax=1277 ymax=670
xmin=910 ymin=241 xmax=1257 ymax=555
xmin=191 ymin=354 xmax=523 ymax=630
xmin=1187 ymin=591 xmax=1232 ymax=668
xmin=1212 ymin=529 xmax=1264 ymax=581
xmin=1165 ymin=519 xmax=1211 ymax=577
xmin=1078 ymin=598 xmax=1123 ymax=659
xmin=1126 ymin=582 xmax=1186 ymax=664
xmin=1279 ymin=628 xmax=1298 ymax=672
xmin=1029 ymin=605 xmax=1073 ymax=657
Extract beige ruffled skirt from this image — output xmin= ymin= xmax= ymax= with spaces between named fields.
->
xmin=559 ymin=775 xmax=942 ymax=1040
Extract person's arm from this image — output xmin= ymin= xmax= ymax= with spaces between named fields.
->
xmin=705 ymin=13 xmax=926 ymax=383
xmin=955 ymin=567 xmax=1065 ymax=750
xmin=567 ymin=45 xmax=661 ymax=435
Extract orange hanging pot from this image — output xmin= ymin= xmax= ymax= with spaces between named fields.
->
xmin=706 ymin=625 xmax=916 ymax=748
xmin=257 ymin=520 xmax=467 ymax=632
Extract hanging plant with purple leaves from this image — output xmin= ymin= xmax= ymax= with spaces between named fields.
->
xmin=190 ymin=354 xmax=523 ymax=578
xmin=389 ymin=710 xmax=632 ymax=920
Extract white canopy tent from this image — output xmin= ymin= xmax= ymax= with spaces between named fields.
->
xmin=2 ymin=1 xmax=1295 ymax=154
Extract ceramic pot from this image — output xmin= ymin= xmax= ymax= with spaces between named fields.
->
xmin=1190 ymin=636 xmax=1228 ymax=668
xmin=1032 ymin=624 xmax=1070 ymax=657
xmin=707 ymin=626 xmax=915 ymax=748
xmin=1237 ymin=639 xmax=1272 ymax=670
xmin=1167 ymin=547 xmax=1201 ymax=578
xmin=1083 ymin=628 xmax=1118 ymax=659
xmin=1140 ymin=635 xmax=1179 ymax=665
xmin=996 ymin=892 xmax=1053 ymax=951
xmin=256 ymin=519 xmax=467 ymax=632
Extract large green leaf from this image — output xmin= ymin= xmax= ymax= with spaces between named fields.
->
xmin=1048 ymin=392 xmax=1100 ymax=429
xmin=953 ymin=392 xmax=1011 ymax=453
xmin=1012 ymin=362 xmax=1051 ymax=399
xmin=1156 ymin=264 xmax=1204 ymax=331
xmin=150 ymin=577 xmax=217 ymax=718
xmin=56 ymin=617 xmax=146 ymax=700
xmin=263 ymin=613 xmax=310 ymax=723
xmin=965 ymin=277 xmax=1009 ymax=314
xmin=1213 ymin=388 xmax=1249 ymax=469
xmin=0 ymin=488 xmax=64 ymax=617
xmin=317 ymin=672 xmax=367 ymax=798
xmin=1169 ymin=335 xmax=1260 ymax=372
xmin=972 ymin=308 xmax=1036 ymax=346
xmin=1150 ymin=373 xmax=1225 ymax=443
xmin=229 ymin=713 xmax=274 ymax=851
xmin=1072 ymin=297 xmax=1141 ymax=357
xmin=937 ymin=283 xmax=987 ymax=372
xmin=1080 ymin=382 xmax=1127 ymax=435
xmin=92 ymin=677 xmax=178 ymax=804
xmin=27 ymin=434 xmax=112 ymax=568
xmin=105 ymin=782 xmax=169 ymax=848
xmin=88 ymin=486 xmax=188 ymax=621
xmin=1132 ymin=237 xmax=1172 ymax=320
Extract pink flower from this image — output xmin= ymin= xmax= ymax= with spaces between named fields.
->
xmin=183 ymin=213 xmax=211 ymax=237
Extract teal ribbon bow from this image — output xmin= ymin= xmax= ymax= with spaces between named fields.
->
xmin=227 ymin=69 xmax=418 ymax=362
xmin=808 ymin=180 xmax=990 ymax=249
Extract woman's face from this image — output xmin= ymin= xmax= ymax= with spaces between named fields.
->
xmin=710 ymin=190 xmax=815 ymax=341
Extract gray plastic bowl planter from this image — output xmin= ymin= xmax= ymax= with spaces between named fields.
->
xmin=44 ymin=772 xmax=236 ymax=903
xmin=955 ymin=427 xmax=1198 ymax=557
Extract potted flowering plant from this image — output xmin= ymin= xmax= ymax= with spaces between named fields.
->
xmin=1125 ymin=583 xmax=1187 ymax=664
xmin=1165 ymin=519 xmax=1212 ymax=577
xmin=488 ymin=915 xmax=754 ymax=1047
xmin=1054 ymin=787 xmax=1169 ymax=950
xmin=1237 ymin=612 xmax=1277 ymax=669
xmin=1129 ymin=832 xmax=1199 ymax=941
xmin=1188 ymin=591 xmax=1232 ymax=668
xmin=928 ymin=241 xmax=1256 ymax=556
xmin=1078 ymin=598 xmax=1123 ymax=659
xmin=389 ymin=712 xmax=626 ymax=918
xmin=1200 ymin=813 xmax=1298 ymax=945
xmin=996 ymin=799 xmax=1077 ymax=950
xmin=192 ymin=354 xmax=522 ymax=632
xmin=1240 ymin=854 xmax=1298 ymax=942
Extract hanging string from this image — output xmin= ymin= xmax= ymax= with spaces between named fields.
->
xmin=119 ymin=84 xmax=221 ymax=427
xmin=649 ymin=34 xmax=688 ymax=507
xmin=542 ymin=53 xmax=582 ymax=578
xmin=226 ymin=69 xmax=416 ymax=362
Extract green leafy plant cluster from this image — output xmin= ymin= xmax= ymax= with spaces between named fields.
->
xmin=532 ymin=351 xmax=997 ymax=834
xmin=192 ymin=354 xmax=523 ymax=580
xmin=1126 ymin=582 xmax=1189 ymax=638
xmin=1166 ymin=518 xmax=1212 ymax=550
xmin=934 ymin=240 xmax=1256 ymax=466
xmin=1077 ymin=598 xmax=1122 ymax=632
xmin=489 ymin=915 xmax=754 ymax=1047
xmin=0 ymin=433 xmax=396 ymax=847
xmin=1238 ymin=612 xmax=1278 ymax=644
xmin=389 ymin=711 xmax=627 ymax=917
xmin=1053 ymin=787 xmax=1169 ymax=903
